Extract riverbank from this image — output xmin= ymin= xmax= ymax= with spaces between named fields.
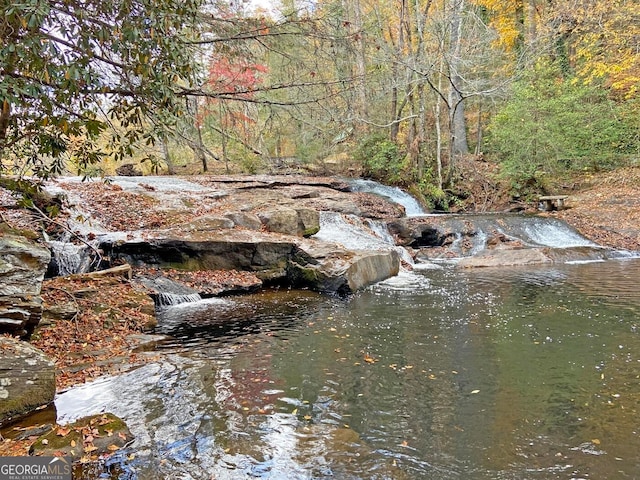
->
xmin=1 ymin=168 xmax=639 ymax=459
xmin=553 ymin=167 xmax=640 ymax=252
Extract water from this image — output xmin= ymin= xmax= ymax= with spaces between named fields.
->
xmin=55 ymin=258 xmax=640 ymax=479
xmin=47 ymin=240 xmax=97 ymax=276
xmin=349 ymin=179 xmax=427 ymax=216
xmin=313 ymin=211 xmax=415 ymax=265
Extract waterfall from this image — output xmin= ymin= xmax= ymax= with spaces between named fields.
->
xmin=518 ymin=217 xmax=598 ymax=248
xmin=313 ymin=211 xmax=414 ymax=265
xmin=47 ymin=240 xmax=97 ymax=276
xmin=154 ymin=292 xmax=203 ymax=308
xmin=136 ymin=276 xmax=205 ymax=308
xmin=349 ymin=179 xmax=427 ymax=216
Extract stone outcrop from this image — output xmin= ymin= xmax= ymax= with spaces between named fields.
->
xmin=44 ymin=175 xmax=411 ymax=296
xmin=0 ymin=234 xmax=51 ymax=337
xmin=289 ymin=241 xmax=401 ymax=294
xmin=0 ymin=337 xmax=56 ymax=426
xmin=101 ymin=231 xmax=296 ymax=282
xmin=258 ymin=207 xmax=320 ymax=237
xmin=456 ymin=248 xmax=553 ymax=268
xmin=100 ymin=229 xmax=400 ymax=295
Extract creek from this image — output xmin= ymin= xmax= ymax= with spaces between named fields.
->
xmin=56 ymin=259 xmax=640 ymax=479
xmin=50 ymin=180 xmax=640 ymax=479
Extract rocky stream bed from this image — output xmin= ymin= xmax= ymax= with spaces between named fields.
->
xmin=1 ymin=170 xmax=639 ymax=468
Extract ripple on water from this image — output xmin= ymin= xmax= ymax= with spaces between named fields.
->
xmin=52 ymin=258 xmax=640 ymax=479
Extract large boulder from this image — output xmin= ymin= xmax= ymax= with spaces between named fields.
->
xmin=289 ymin=241 xmax=401 ymax=294
xmin=224 ymin=211 xmax=263 ymax=230
xmin=0 ymin=337 xmax=56 ymax=426
xmin=101 ymin=231 xmax=296 ymax=282
xmin=0 ymin=234 xmax=51 ymax=337
xmin=101 ymin=229 xmax=400 ymax=295
xmin=258 ymin=207 xmax=320 ymax=237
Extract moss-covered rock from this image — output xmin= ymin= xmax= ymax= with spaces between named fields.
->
xmin=0 ymin=337 xmax=55 ymax=426
xmin=30 ymin=413 xmax=133 ymax=460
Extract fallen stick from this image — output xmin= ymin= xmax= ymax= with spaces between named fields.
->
xmin=70 ymin=264 xmax=132 ymax=280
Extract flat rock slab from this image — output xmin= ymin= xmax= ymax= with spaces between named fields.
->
xmin=0 ymin=337 xmax=55 ymax=426
xmin=456 ymin=248 xmax=553 ymax=268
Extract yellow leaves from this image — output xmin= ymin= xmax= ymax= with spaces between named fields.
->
xmin=83 ymin=444 xmax=98 ymax=454
xmin=471 ymin=0 xmax=523 ymax=50
xmin=554 ymin=0 xmax=640 ymax=98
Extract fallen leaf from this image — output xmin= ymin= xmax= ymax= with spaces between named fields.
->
xmin=107 ymin=444 xmax=120 ymax=452
xmin=470 ymin=389 xmax=480 ymax=394
xmin=364 ymin=354 xmax=376 ymax=364
xmin=83 ymin=445 xmax=98 ymax=453
xmin=592 ymin=438 xmax=601 ymax=445
xmin=56 ymin=427 xmax=71 ymax=437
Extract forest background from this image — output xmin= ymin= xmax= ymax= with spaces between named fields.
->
xmin=1 ymin=0 xmax=638 ymax=211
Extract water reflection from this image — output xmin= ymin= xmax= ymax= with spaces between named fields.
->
xmin=56 ymin=259 xmax=640 ymax=479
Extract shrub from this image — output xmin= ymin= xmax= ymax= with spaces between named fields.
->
xmin=354 ymin=134 xmax=406 ymax=183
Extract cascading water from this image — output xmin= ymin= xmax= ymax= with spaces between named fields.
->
xmin=46 ymin=237 xmax=98 ymax=276
xmin=155 ymin=292 xmax=203 ymax=308
xmin=313 ymin=211 xmax=414 ymax=265
xmin=344 ymin=179 xmax=637 ymax=264
xmin=349 ymin=179 xmax=427 ymax=216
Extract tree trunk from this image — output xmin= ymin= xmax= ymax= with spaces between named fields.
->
xmin=447 ymin=0 xmax=469 ymax=183
xmin=192 ymin=99 xmax=208 ymax=172
xmin=525 ymin=0 xmax=538 ymax=45
xmin=161 ymin=137 xmax=176 ymax=175
xmin=352 ymin=0 xmax=368 ymax=123
xmin=0 ymin=100 xmax=10 ymax=156
xmin=475 ymin=99 xmax=483 ymax=156
xmin=390 ymin=0 xmax=407 ymax=142
xmin=435 ymin=59 xmax=444 ymax=190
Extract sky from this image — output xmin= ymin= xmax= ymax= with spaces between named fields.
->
xmin=247 ymin=0 xmax=276 ymax=13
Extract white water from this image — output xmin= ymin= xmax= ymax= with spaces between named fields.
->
xmin=349 ymin=179 xmax=427 ymax=216
xmin=520 ymin=218 xmax=599 ymax=248
xmin=313 ymin=211 xmax=414 ymax=265
xmin=46 ymin=238 xmax=99 ymax=276
xmin=155 ymin=292 xmax=203 ymax=307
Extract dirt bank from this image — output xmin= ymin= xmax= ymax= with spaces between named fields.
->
xmin=551 ymin=167 xmax=640 ymax=252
